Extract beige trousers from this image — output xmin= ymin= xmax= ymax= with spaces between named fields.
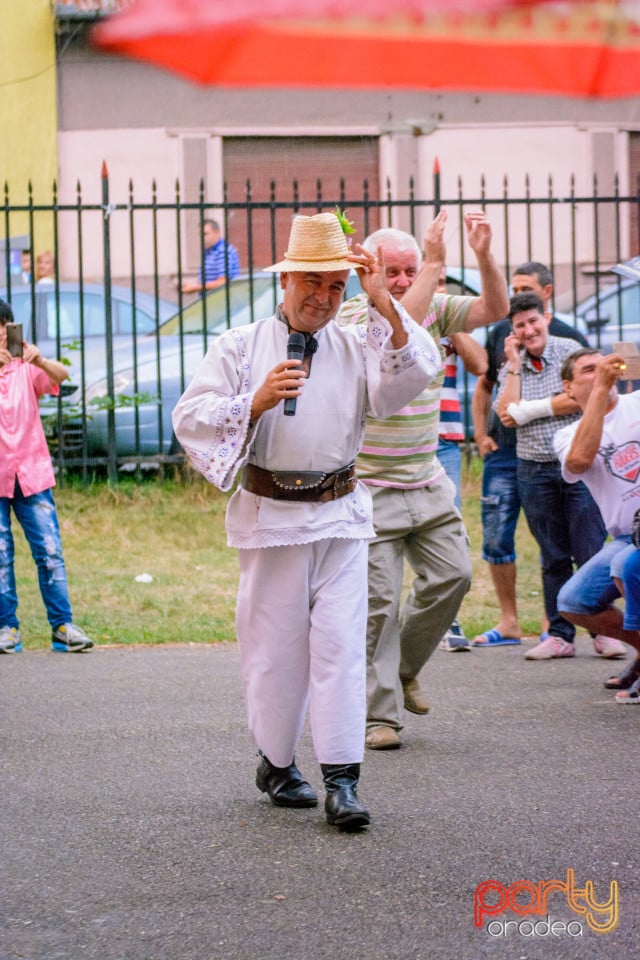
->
xmin=366 ymin=475 xmax=472 ymax=731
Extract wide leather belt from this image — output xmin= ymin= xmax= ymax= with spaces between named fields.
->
xmin=242 ymin=463 xmax=357 ymax=503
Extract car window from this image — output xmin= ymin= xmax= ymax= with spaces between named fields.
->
xmin=207 ymin=282 xmax=278 ymax=334
xmin=160 ymin=277 xmax=278 ymax=335
xmin=612 ymin=285 xmax=640 ymax=337
xmin=444 ymin=279 xmax=477 ymax=297
xmin=581 ymin=283 xmax=640 ymax=345
xmin=345 ymin=272 xmax=362 ymax=299
xmin=4 ymin=291 xmax=33 ymax=341
xmin=44 ymin=292 xmax=108 ymax=339
xmin=117 ymin=301 xmax=157 ymax=335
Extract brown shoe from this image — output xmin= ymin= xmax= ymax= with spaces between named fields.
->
xmin=365 ymin=726 xmax=401 ymax=750
xmin=401 ymin=676 xmax=430 ymax=715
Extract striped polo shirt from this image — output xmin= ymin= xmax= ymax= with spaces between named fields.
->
xmin=337 ymin=292 xmax=473 ymax=487
xmin=200 ymin=239 xmax=240 ymax=285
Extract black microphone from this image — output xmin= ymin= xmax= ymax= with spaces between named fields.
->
xmin=284 ymin=331 xmax=306 ymax=416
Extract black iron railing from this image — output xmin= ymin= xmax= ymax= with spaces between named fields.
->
xmin=2 ymin=167 xmax=639 ymax=483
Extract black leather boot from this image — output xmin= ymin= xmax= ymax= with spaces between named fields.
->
xmin=321 ymin=763 xmax=370 ymax=831
xmin=256 ymin=753 xmax=318 ymax=808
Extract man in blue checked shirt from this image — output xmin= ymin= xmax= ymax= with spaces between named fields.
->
xmin=181 ymin=219 xmax=240 ymax=295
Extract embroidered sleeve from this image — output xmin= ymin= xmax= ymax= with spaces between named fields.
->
xmin=172 ymin=329 xmax=256 ymax=491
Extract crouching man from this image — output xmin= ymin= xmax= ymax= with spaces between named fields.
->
xmin=554 ymin=349 xmax=637 ymax=696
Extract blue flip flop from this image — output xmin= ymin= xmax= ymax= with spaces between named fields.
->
xmin=471 ymin=629 xmax=521 ymax=647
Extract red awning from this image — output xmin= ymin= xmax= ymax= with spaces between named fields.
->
xmin=92 ymin=0 xmax=640 ymax=98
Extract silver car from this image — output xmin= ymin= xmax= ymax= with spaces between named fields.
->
xmin=2 ymin=282 xmax=176 ymax=396
xmin=62 ymin=274 xmax=282 ymax=457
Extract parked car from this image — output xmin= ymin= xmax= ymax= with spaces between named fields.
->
xmin=1 ymin=282 xmax=176 ymax=395
xmin=58 ymin=274 xmax=280 ymax=457
xmin=567 ymin=276 xmax=640 ymax=352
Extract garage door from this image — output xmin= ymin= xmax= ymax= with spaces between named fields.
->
xmin=222 ymin=136 xmax=380 ymax=272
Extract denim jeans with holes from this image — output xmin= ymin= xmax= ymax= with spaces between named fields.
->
xmin=0 ymin=483 xmax=73 ymax=630
xmin=480 ymin=446 xmax=520 ymax=565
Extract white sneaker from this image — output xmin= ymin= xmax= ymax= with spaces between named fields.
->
xmin=592 ymin=635 xmax=627 ymax=659
xmin=525 ymin=636 xmax=575 ymax=660
xmin=439 ymin=620 xmax=471 ymax=652
xmin=0 ymin=625 xmax=22 ymax=653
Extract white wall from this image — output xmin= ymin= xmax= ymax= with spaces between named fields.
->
xmin=56 ymin=122 xmax=632 ymax=286
xmin=415 ymin=124 xmax=629 ymax=271
xmin=57 ymin=128 xmax=181 ymax=280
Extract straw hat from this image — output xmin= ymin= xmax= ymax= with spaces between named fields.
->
xmin=265 ymin=212 xmax=354 ymax=273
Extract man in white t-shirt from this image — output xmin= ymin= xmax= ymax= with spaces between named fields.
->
xmin=553 ymin=348 xmax=638 ymax=678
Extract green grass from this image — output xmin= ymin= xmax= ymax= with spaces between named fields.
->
xmin=12 ymin=460 xmax=546 ymax=650
xmin=457 ymin=455 xmax=545 ymax=640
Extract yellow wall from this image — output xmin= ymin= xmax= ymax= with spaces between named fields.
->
xmin=0 ymin=0 xmax=57 ymax=250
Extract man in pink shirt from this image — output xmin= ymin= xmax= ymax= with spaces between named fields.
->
xmin=0 ymin=299 xmax=93 ymax=654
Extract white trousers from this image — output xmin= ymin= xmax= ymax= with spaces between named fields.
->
xmin=236 ymin=537 xmax=368 ymax=768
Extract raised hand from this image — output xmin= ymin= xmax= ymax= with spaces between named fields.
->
xmin=464 ymin=211 xmax=492 ymax=258
xmin=597 ymin=352 xmax=627 ymax=389
xmin=348 ymin=242 xmax=388 ymax=309
xmin=422 ymin=208 xmax=448 ymax=266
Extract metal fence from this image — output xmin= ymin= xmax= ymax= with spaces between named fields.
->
xmin=2 ymin=167 xmax=639 ymax=484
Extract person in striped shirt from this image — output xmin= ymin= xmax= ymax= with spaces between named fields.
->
xmin=436 ymin=267 xmax=488 ymax=650
xmin=181 ymin=219 xmax=240 ymax=295
xmin=337 ymin=210 xmax=508 ymax=750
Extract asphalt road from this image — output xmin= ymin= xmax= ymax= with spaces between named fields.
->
xmin=2 ymin=638 xmax=638 ymax=960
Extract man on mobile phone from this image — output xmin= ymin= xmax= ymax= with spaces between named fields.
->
xmin=471 ymin=261 xmax=589 ymax=649
xmin=495 ymin=293 xmax=624 ymax=661
xmin=0 ymin=299 xmax=93 ymax=655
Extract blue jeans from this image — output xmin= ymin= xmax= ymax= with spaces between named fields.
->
xmin=0 ymin=484 xmax=73 ymax=630
xmin=558 ymin=537 xmax=634 ymax=619
xmin=517 ymin=459 xmax=607 ymax=643
xmin=480 ymin=446 xmax=520 ymax=564
xmin=436 ymin=439 xmax=462 ymax=509
xmin=622 ymin=549 xmax=640 ymax=631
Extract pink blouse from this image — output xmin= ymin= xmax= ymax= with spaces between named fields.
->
xmin=0 ymin=359 xmax=59 ymax=497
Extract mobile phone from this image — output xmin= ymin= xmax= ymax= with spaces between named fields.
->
xmin=5 ymin=322 xmax=23 ymax=358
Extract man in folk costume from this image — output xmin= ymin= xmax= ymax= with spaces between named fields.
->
xmin=173 ymin=211 xmax=440 ymax=830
